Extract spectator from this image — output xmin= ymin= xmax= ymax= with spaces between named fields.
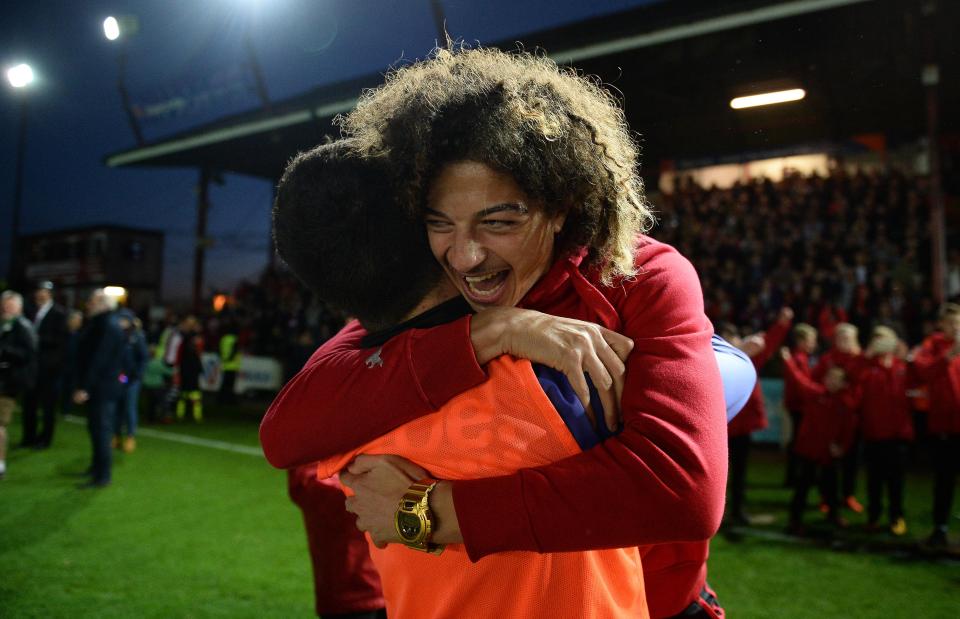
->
xmin=59 ymin=310 xmax=84 ymax=418
xmin=784 ymin=322 xmax=818 ymax=487
xmin=858 ymin=326 xmax=913 ymax=536
xmin=74 ymin=289 xmax=127 ymax=488
xmin=911 ymin=303 xmax=960 ymax=548
xmin=21 ymin=281 xmax=68 ymax=449
xmin=782 ymin=354 xmax=859 ymax=532
xmin=0 ymin=291 xmax=38 ymax=480
xmin=722 ymin=307 xmax=792 ymax=525
xmin=175 ymin=318 xmax=204 ymax=423
xmin=114 ymin=311 xmax=148 ymax=453
xmin=217 ymin=318 xmax=240 ymax=405
xmin=813 ymin=322 xmax=865 ymax=514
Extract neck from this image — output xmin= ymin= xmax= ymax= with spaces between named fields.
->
xmin=401 ymin=279 xmax=459 ymax=322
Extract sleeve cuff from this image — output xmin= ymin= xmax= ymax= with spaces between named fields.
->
xmin=408 ymin=315 xmax=487 ymax=410
xmin=452 ymin=474 xmax=539 ymax=562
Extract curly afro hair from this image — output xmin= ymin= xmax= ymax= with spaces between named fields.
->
xmin=338 ymin=45 xmax=655 ymax=284
xmin=272 ymin=140 xmax=442 ymax=330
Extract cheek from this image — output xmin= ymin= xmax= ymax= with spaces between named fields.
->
xmin=426 ymin=232 xmax=447 ymax=263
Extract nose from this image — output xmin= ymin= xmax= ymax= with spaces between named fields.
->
xmin=446 ymin=232 xmax=487 ymax=273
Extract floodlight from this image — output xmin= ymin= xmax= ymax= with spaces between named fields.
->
xmin=104 ymin=16 xmax=121 ymax=41
xmin=6 ymin=63 xmax=34 ymax=88
xmin=730 ymin=88 xmax=805 ymax=110
xmin=103 ymin=286 xmax=127 ymax=298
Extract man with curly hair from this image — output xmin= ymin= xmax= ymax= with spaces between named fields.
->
xmin=263 ymin=47 xmax=730 ymax=618
xmin=272 ymin=140 xmax=648 ymax=618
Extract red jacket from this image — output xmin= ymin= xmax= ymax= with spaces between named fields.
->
xmin=782 ymin=356 xmax=859 ymax=465
xmin=783 ymin=349 xmax=812 ymax=413
xmin=912 ymin=333 xmax=960 ymax=435
xmin=856 ymin=357 xmax=914 ymax=442
xmin=260 ymin=237 xmax=727 ymax=618
xmin=812 ymin=348 xmax=861 ymax=384
xmin=727 ymin=319 xmax=790 ymax=437
xmin=286 ymin=465 xmax=385 ymax=615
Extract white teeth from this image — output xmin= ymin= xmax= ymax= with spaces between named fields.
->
xmin=464 ymin=272 xmax=500 ymax=283
xmin=463 ymin=271 xmax=506 ymax=298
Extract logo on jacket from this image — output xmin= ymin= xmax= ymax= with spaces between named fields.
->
xmin=365 ymin=348 xmax=384 ymax=369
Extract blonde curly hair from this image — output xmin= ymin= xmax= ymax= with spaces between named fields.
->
xmin=338 ymin=46 xmax=654 ymax=284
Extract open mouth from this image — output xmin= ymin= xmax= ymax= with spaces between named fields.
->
xmin=461 ymin=270 xmax=510 ymax=304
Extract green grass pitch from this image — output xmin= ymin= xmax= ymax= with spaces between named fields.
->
xmin=2 ymin=409 xmax=957 ymax=618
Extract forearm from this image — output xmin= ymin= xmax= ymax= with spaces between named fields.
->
xmin=453 ymin=327 xmax=727 ymax=559
xmin=260 ymin=318 xmax=485 ymax=469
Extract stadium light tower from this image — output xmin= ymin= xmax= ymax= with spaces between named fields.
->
xmin=104 ymin=15 xmax=145 ymax=145
xmin=5 ymin=62 xmax=35 ymax=286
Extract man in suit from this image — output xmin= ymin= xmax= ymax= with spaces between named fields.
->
xmin=74 ymin=289 xmax=127 ymax=488
xmin=1 ymin=291 xmax=37 ymax=480
xmin=21 ymin=280 xmax=68 ymax=449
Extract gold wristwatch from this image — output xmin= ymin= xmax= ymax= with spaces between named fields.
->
xmin=394 ymin=478 xmax=444 ymax=555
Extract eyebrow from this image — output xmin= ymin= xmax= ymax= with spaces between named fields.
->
xmin=424 ymin=203 xmax=529 ymax=219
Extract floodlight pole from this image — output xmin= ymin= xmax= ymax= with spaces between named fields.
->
xmin=430 ymin=0 xmax=448 ymax=45
xmin=193 ymin=168 xmax=211 ymax=313
xmin=243 ymin=30 xmax=271 ymax=111
xmin=8 ymin=96 xmax=28 ymax=286
xmin=922 ymin=2 xmax=946 ymax=304
xmin=117 ymin=49 xmax=145 ymax=146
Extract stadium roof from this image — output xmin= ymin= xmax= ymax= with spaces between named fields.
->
xmin=105 ymin=0 xmax=959 ymax=180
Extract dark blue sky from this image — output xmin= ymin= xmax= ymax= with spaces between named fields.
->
xmin=1 ymin=0 xmax=658 ymax=302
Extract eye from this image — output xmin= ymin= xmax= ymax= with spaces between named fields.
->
xmin=425 ymin=218 xmax=452 ymax=231
xmin=482 ymin=219 xmax=518 ymax=230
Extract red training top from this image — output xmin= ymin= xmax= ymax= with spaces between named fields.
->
xmin=854 ymin=356 xmax=914 ymax=442
xmin=286 ymin=465 xmax=385 ymax=616
xmin=782 ymin=355 xmax=859 ymax=464
xmin=727 ymin=319 xmax=790 ymax=438
xmin=911 ymin=333 xmax=960 ymax=434
xmin=783 ymin=349 xmax=812 ymax=413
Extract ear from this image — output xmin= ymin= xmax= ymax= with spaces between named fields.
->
xmin=552 ymin=212 xmax=567 ymax=234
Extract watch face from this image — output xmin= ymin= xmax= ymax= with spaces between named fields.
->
xmin=397 ymin=511 xmax=423 ymax=542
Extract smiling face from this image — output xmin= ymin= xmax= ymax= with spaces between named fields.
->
xmin=425 ymin=161 xmax=565 ymax=309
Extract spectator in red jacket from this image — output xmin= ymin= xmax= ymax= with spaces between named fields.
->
xmin=720 ymin=307 xmax=792 ymax=526
xmin=911 ymin=303 xmax=960 ymax=548
xmin=858 ymin=326 xmax=913 ymax=536
xmin=784 ymin=323 xmax=818 ymax=487
xmin=813 ymin=322 xmax=865 ymax=513
xmin=781 ymin=351 xmax=859 ymax=532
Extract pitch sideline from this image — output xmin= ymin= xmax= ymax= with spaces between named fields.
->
xmin=63 ymin=414 xmax=263 ymax=457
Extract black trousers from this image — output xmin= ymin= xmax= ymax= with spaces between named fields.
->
xmin=218 ymin=370 xmax=238 ymax=405
xmin=21 ymin=372 xmax=61 ymax=446
xmin=840 ymin=434 xmax=861 ymax=498
xmin=864 ymin=439 xmax=908 ymax=523
xmin=791 ymin=456 xmax=839 ymax=524
xmin=931 ymin=434 xmax=960 ymax=529
xmin=86 ymin=394 xmax=118 ymax=484
xmin=727 ymin=434 xmax=751 ymax=519
xmin=784 ymin=408 xmax=803 ymax=485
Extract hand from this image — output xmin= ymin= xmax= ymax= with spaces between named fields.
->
xmin=829 ymin=443 xmax=843 ymax=458
xmin=340 ymin=454 xmax=429 ymax=548
xmin=779 ymin=347 xmax=791 ymax=362
xmin=470 ymin=307 xmax=633 ymax=431
xmin=73 ymin=390 xmax=89 ymax=404
xmin=778 ymin=307 xmax=795 ymax=324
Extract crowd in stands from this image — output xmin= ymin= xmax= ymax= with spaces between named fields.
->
xmin=655 ymin=166 xmax=959 ymax=347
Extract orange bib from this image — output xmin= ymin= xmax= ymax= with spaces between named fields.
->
xmin=318 ymin=356 xmax=647 ymax=619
